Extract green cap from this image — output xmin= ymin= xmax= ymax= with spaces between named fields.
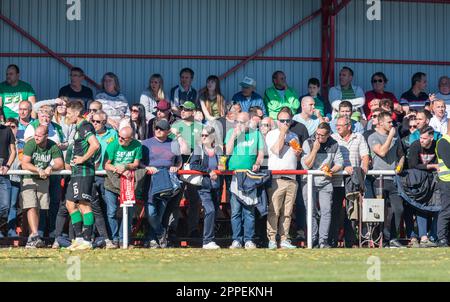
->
xmin=351 ymin=111 xmax=361 ymax=122
xmin=180 ymin=101 xmax=196 ymax=110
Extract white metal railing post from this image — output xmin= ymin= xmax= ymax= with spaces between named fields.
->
xmin=123 ymin=206 xmax=128 ymax=249
xmin=307 ymin=173 xmax=313 ymax=249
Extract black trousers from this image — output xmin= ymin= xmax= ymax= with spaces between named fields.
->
xmin=437 ymin=180 xmax=450 ymax=241
xmin=382 ymin=179 xmax=404 ymax=241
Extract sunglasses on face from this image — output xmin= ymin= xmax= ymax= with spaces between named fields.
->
xmin=7 ymin=125 xmax=17 ymax=129
xmin=372 ymin=79 xmax=384 ymax=83
xmin=119 ymin=135 xmax=131 ymax=141
xmin=92 ymin=120 xmax=104 ymax=124
xmin=131 ymin=109 xmax=140 ymax=113
xmin=155 ymin=127 xmax=168 ymax=131
xmin=201 ymin=134 xmax=209 ymax=138
xmin=279 ymin=119 xmax=292 ymax=124
xmin=89 ymin=109 xmax=99 ymax=113
xmin=371 ymin=115 xmax=378 ymax=119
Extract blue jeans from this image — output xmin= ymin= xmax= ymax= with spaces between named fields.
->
xmin=0 ymin=176 xmax=11 ymax=220
xmin=417 ymin=211 xmax=438 ymax=240
xmin=230 ymin=193 xmax=255 ymax=244
xmin=104 ymin=189 xmax=134 ymax=242
xmin=145 ymin=193 xmax=170 ymax=241
xmin=198 ymin=188 xmax=220 ymax=245
xmin=8 ymin=181 xmax=20 ymax=232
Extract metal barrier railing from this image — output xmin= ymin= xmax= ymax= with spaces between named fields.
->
xmin=4 ymin=169 xmax=396 ymax=249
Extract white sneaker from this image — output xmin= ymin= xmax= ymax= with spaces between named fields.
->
xmin=51 ymin=240 xmax=60 ymax=249
xmin=105 ymin=239 xmax=118 ymax=249
xmin=244 ymin=241 xmax=257 ymax=249
xmin=203 ymin=242 xmax=221 ymax=250
xmin=229 ymin=240 xmax=242 ymax=249
xmin=68 ymin=238 xmax=92 ymax=251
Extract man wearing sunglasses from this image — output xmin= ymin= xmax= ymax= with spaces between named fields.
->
xmin=104 ymin=126 xmax=142 ymax=247
xmin=170 ymin=101 xmax=204 ymax=239
xmin=265 ymin=110 xmax=301 ymax=249
xmin=301 ymin=122 xmax=343 ymax=248
xmin=368 ymin=111 xmax=405 ymax=248
xmin=141 ymin=119 xmax=183 ymax=248
xmin=225 ymin=112 xmax=265 ymax=249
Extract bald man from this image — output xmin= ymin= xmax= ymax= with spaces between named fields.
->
xmin=293 ymin=96 xmax=325 ymax=136
xmin=21 ymin=125 xmax=64 ymax=248
xmin=225 ymin=111 xmax=265 ymax=249
xmin=104 ymin=126 xmax=143 ymax=246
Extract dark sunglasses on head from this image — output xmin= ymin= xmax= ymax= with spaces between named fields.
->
xmin=372 ymin=79 xmax=384 ymax=83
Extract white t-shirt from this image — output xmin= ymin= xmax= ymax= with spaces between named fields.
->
xmin=265 ymin=129 xmax=299 ymax=180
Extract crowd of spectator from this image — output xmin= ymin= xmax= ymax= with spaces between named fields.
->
xmin=1 ymin=63 xmax=450 ymax=250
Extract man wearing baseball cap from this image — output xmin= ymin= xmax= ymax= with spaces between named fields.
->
xmin=147 ymin=100 xmax=174 ymax=139
xmin=232 ymin=76 xmax=267 ymax=116
xmin=168 ymin=100 xmax=204 ymax=240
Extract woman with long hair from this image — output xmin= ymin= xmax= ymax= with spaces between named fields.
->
xmin=120 ymin=103 xmax=148 ymax=140
xmin=140 ymin=74 xmax=165 ymax=121
xmin=199 ymin=75 xmax=226 ymax=122
xmin=189 ymin=125 xmax=223 ymax=249
xmin=95 ymin=72 xmax=130 ymax=129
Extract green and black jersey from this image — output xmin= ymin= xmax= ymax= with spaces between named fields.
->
xmin=68 ymin=119 xmax=98 ymax=177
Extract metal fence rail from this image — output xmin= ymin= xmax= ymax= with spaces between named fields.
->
xmin=5 ymin=169 xmax=396 ymax=249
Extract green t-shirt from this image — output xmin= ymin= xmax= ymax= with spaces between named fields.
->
xmin=170 ymin=120 xmax=203 ymax=152
xmin=23 ymin=139 xmax=63 ymax=179
xmin=341 ymin=86 xmax=356 ymax=101
xmin=96 ymin=127 xmax=118 ymax=171
xmin=0 ymin=80 xmax=36 ymax=119
xmin=106 ymin=139 xmax=142 ymax=166
xmin=225 ymin=129 xmax=265 ymax=171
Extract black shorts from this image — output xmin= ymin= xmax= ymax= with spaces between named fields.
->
xmin=65 ymin=176 xmax=95 ymax=203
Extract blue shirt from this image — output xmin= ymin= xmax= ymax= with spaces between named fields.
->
xmin=232 ymin=91 xmax=267 ymax=116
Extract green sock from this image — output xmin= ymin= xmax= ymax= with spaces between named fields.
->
xmin=83 ymin=212 xmax=95 ymax=241
xmin=83 ymin=212 xmax=94 ymax=226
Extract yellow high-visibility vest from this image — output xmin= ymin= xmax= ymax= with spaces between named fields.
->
xmin=437 ymin=134 xmax=450 ymax=182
